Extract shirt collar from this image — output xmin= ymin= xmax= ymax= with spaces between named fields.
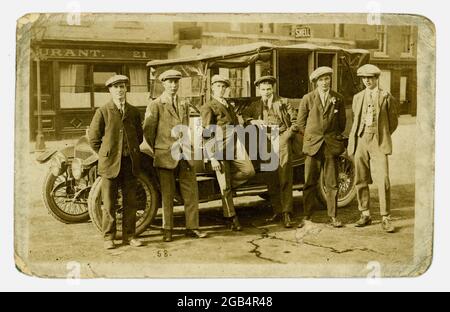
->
xmin=112 ymin=98 xmax=125 ymax=110
xmin=318 ymin=89 xmax=330 ymax=97
xmin=366 ymin=86 xmax=379 ymax=96
xmin=213 ymin=95 xmax=227 ymax=106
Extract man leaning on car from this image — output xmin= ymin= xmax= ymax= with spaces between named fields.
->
xmin=242 ymin=75 xmax=298 ymax=228
xmin=143 ymin=69 xmax=207 ymax=242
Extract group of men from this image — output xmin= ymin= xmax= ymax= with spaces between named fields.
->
xmin=88 ymin=62 xmax=398 ymax=250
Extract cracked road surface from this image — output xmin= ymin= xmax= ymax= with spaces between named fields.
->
xmin=18 ymin=117 xmax=417 ymax=278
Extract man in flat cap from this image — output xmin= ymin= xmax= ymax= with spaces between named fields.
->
xmin=242 ymin=75 xmax=298 ymax=228
xmin=201 ymin=74 xmax=255 ymax=231
xmin=143 ymin=69 xmax=207 ymax=242
xmin=89 ymin=74 xmax=144 ymax=249
xmin=296 ymin=66 xmax=347 ymax=228
xmin=348 ymin=64 xmax=398 ymax=233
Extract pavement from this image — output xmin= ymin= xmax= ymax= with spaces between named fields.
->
xmin=17 ymin=115 xmax=417 ymax=278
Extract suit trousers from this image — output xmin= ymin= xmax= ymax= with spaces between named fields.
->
xmin=267 ymin=131 xmax=293 ymax=214
xmin=303 ymin=144 xmax=338 ymax=218
xmin=216 ymin=150 xmax=255 ymax=218
xmin=158 ymin=160 xmax=199 ymax=230
xmin=355 ymin=132 xmax=391 ymax=216
xmin=101 ymin=156 xmax=137 ymax=241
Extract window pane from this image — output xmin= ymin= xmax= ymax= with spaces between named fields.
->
xmin=59 ymin=64 xmax=90 ymax=109
xmin=128 ymin=65 xmax=149 ymax=106
xmin=379 ymin=70 xmax=391 ymax=92
xmin=400 ymin=76 xmax=407 ymax=102
xmin=93 ymin=64 xmax=121 ymax=107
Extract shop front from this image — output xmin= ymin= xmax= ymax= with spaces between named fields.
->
xmin=30 ymin=40 xmax=174 ymax=140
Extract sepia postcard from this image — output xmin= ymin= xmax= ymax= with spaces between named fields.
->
xmin=14 ymin=12 xmax=435 ymax=278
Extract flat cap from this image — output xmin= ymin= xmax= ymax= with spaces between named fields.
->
xmin=211 ymin=74 xmax=230 ymax=86
xmin=357 ymin=64 xmax=381 ymax=77
xmin=159 ymin=69 xmax=182 ymax=81
xmin=254 ymin=75 xmax=277 ymax=86
xmin=310 ymin=66 xmax=333 ymax=82
xmin=105 ymin=74 xmax=129 ymax=87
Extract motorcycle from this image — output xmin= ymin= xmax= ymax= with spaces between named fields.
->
xmin=36 ymin=134 xmax=95 ymax=223
xmin=37 ymin=131 xmax=159 ymax=239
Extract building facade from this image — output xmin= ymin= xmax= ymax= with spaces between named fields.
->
xmin=28 ymin=15 xmax=417 ymax=141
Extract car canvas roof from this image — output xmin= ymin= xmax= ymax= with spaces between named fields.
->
xmin=146 ymin=42 xmax=369 ymax=68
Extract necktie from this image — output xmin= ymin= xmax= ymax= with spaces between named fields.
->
xmin=119 ymin=103 xmax=124 ymax=117
xmin=366 ymin=92 xmax=374 ymax=126
xmin=172 ymin=96 xmax=178 ymax=114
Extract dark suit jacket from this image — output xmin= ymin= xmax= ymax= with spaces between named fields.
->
xmin=89 ymin=100 xmax=143 ymax=179
xmin=241 ymin=95 xmax=295 ymax=134
xmin=347 ymin=88 xmax=398 ymax=156
xmin=242 ymin=95 xmax=302 ymax=158
xmin=143 ymin=92 xmax=193 ymax=169
xmin=296 ymin=89 xmax=347 ymax=156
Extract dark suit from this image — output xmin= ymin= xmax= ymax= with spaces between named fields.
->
xmin=201 ymin=97 xmax=255 ymax=218
xmin=348 ymin=88 xmax=398 ymax=216
xmin=242 ymin=95 xmax=297 ymax=214
xmin=296 ymin=89 xmax=346 ymax=218
xmin=143 ymin=92 xmax=199 ymax=230
xmin=89 ymin=100 xmax=143 ymax=240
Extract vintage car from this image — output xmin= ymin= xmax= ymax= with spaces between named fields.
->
xmin=41 ymin=42 xmax=370 ymax=238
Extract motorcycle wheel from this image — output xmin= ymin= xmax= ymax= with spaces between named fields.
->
xmin=42 ymin=170 xmax=90 ymax=223
xmin=319 ymin=154 xmax=356 ymax=208
xmin=87 ymin=173 xmax=158 ymax=240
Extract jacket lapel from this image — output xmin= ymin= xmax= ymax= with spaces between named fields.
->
xmin=178 ymin=99 xmax=185 ymax=120
xmin=313 ymin=89 xmax=324 ymax=114
xmin=122 ymin=102 xmax=131 ymax=121
xmin=323 ymin=92 xmax=334 ymax=115
xmin=356 ymin=91 xmax=365 ymax=126
xmin=107 ymin=100 xmax=122 ymax=119
xmin=161 ymin=93 xmax=180 ymax=120
xmin=212 ymin=98 xmax=233 ymax=122
xmin=377 ymin=88 xmax=385 ymax=119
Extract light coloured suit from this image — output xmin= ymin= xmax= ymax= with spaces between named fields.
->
xmin=143 ymin=92 xmax=199 ymax=230
xmin=348 ymin=87 xmax=398 ymax=216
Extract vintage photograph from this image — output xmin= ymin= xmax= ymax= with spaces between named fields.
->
xmin=14 ymin=13 xmax=434 ymax=278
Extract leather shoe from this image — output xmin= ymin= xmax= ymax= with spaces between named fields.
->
xmin=103 ymin=240 xmax=115 ymax=250
xmin=185 ymin=229 xmax=208 ymax=238
xmin=128 ymin=238 xmax=144 ymax=247
xmin=163 ymin=229 xmax=172 ymax=242
xmin=282 ymin=212 xmax=294 ymax=228
xmin=230 ymin=216 xmax=242 ymax=231
xmin=265 ymin=213 xmax=281 ymax=223
xmin=329 ymin=217 xmax=343 ymax=228
xmin=381 ymin=217 xmax=395 ymax=233
xmin=297 ymin=216 xmax=311 ymax=228
xmin=355 ymin=214 xmax=372 ymax=227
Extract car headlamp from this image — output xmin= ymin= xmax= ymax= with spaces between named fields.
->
xmin=71 ymin=158 xmax=84 ymax=180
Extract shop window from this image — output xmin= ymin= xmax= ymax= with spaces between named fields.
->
xmin=259 ymin=23 xmax=274 ymax=34
xmin=334 ymin=24 xmax=344 ymax=38
xmin=59 ymin=63 xmax=90 ymax=109
xmin=127 ymin=65 xmax=149 ymax=106
xmin=93 ymin=64 xmax=121 ymax=107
